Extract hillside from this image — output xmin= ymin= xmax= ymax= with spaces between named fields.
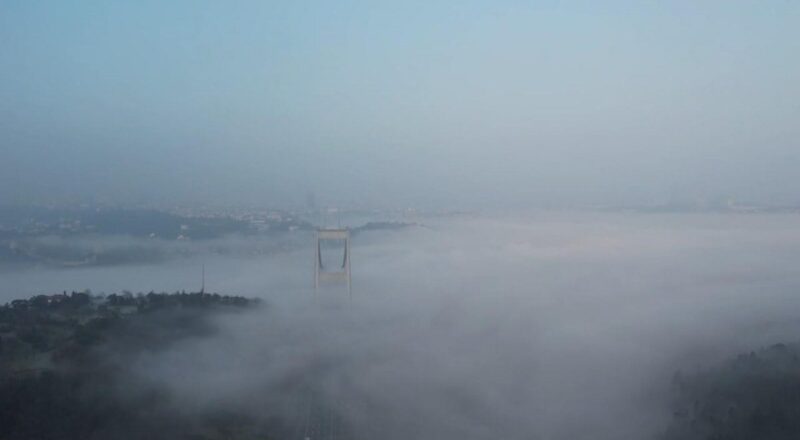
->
xmin=664 ymin=343 xmax=800 ymax=440
xmin=0 ymin=291 xmax=289 ymax=440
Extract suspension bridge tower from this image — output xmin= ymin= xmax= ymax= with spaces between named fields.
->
xmin=314 ymin=228 xmax=351 ymax=296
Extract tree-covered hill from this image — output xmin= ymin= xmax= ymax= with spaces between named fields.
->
xmin=0 ymin=291 xmax=290 ymax=440
xmin=664 ymin=343 xmax=800 ymax=440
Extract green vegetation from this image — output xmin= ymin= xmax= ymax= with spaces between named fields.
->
xmin=664 ymin=343 xmax=800 ymax=440
xmin=0 ymin=291 xmax=288 ymax=440
xmin=0 ymin=206 xmax=314 ymax=267
xmin=351 ymin=221 xmax=419 ymax=235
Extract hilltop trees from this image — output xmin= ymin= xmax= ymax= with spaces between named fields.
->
xmin=0 ymin=290 xmax=273 ymax=440
xmin=664 ymin=343 xmax=800 ymax=440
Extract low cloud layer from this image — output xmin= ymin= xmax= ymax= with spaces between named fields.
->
xmin=76 ymin=213 xmax=800 ymax=439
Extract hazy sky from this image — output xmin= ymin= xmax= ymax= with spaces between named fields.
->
xmin=1 ymin=1 xmax=798 ymax=208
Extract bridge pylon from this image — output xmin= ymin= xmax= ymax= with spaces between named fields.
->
xmin=314 ymin=228 xmax=351 ymax=297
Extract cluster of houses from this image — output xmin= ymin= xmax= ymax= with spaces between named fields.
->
xmin=6 ymin=292 xmax=91 ymax=311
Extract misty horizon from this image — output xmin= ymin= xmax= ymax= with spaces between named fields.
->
xmin=2 ymin=2 xmax=800 ymax=440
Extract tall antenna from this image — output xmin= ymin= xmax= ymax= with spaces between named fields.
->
xmin=201 ymin=263 xmax=205 ymax=294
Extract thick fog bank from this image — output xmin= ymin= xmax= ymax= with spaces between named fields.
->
xmin=99 ymin=213 xmax=800 ymax=439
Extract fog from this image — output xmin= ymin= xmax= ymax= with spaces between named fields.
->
xmin=7 ymin=213 xmax=800 ymax=438
xmin=2 ymin=2 xmax=800 ymax=438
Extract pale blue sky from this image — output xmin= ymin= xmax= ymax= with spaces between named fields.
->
xmin=1 ymin=1 xmax=798 ymax=208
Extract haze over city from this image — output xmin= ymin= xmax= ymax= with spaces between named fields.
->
xmin=1 ymin=2 xmax=800 ymax=440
